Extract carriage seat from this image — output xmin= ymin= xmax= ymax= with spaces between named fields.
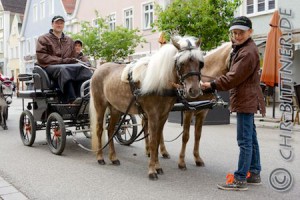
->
xmin=17 ymin=65 xmax=59 ymax=99
xmin=32 ymin=65 xmax=57 ymax=91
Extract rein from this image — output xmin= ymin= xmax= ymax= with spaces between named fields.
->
xmin=200 ymin=74 xmax=217 ymax=81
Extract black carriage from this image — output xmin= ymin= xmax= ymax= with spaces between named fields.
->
xmin=17 ymin=64 xmax=138 ymax=155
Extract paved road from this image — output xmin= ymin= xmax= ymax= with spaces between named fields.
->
xmin=0 ymin=97 xmax=299 ymax=200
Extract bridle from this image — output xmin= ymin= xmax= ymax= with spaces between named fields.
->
xmin=174 ymin=46 xmax=204 ymax=85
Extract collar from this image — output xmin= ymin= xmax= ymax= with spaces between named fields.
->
xmin=49 ymin=29 xmax=65 ymax=39
xmin=232 ymin=37 xmax=252 ymax=52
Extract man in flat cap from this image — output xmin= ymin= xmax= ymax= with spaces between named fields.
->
xmin=36 ymin=15 xmax=92 ymax=103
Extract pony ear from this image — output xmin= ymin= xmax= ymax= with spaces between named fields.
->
xmin=171 ymin=37 xmax=181 ymax=50
xmin=195 ymin=37 xmax=202 ymax=48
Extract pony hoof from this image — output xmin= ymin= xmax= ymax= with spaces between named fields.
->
xmin=97 ymin=159 xmax=106 ymax=165
xmin=156 ymin=168 xmax=164 ymax=174
xmin=148 ymin=173 xmax=158 ymax=180
xmin=162 ymin=153 xmax=170 ymax=159
xmin=112 ymin=160 xmax=120 ymax=165
xmin=178 ymin=165 xmax=187 ymax=170
xmin=196 ymin=161 xmax=205 ymax=167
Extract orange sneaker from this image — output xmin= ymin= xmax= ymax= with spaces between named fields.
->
xmin=217 ymin=173 xmax=248 ymax=191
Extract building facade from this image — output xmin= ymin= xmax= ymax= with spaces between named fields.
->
xmin=67 ymin=0 xmax=173 ymax=61
xmin=0 ymin=0 xmax=26 ymax=75
xmin=7 ymin=14 xmax=22 ymax=78
xmin=237 ymin=0 xmax=300 ymax=84
xmin=19 ymin=0 xmax=76 ymax=74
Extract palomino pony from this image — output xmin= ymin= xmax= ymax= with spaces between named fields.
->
xmin=152 ymin=42 xmax=232 ymax=169
xmin=90 ymin=36 xmax=204 ymax=180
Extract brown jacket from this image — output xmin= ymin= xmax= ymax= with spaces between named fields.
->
xmin=212 ymin=38 xmax=266 ymax=114
xmin=36 ymin=29 xmax=76 ymax=68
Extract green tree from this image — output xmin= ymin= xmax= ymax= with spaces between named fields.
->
xmin=153 ymin=0 xmax=241 ymax=50
xmin=70 ymin=13 xmax=144 ymax=62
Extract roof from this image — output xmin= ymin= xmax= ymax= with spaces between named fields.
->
xmin=0 ymin=0 xmax=27 ymax=14
xmin=62 ymin=0 xmax=76 ymax=14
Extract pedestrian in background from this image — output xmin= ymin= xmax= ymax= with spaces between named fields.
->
xmin=201 ymin=16 xmax=266 ymax=191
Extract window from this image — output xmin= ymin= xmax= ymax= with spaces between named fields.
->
xmin=124 ymin=9 xmax=133 ymax=30
xmin=108 ymin=13 xmax=116 ymax=31
xmin=246 ymin=0 xmax=276 ymax=15
xmin=268 ymin=0 xmax=275 ymax=10
xmin=143 ymin=3 xmax=154 ymax=29
xmin=247 ymin=0 xmax=254 ymax=14
xmin=33 ymin=4 xmax=38 ymax=22
xmin=40 ymin=1 xmax=45 ymax=19
xmin=257 ymin=0 xmax=265 ymax=12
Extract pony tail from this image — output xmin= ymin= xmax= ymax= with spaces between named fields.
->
xmin=89 ymin=86 xmax=98 ymax=152
xmin=90 ymin=85 xmax=108 ymax=152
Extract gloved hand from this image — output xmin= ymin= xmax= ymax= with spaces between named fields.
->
xmin=202 ymin=87 xmax=215 ymax=94
xmin=62 ymin=58 xmax=78 ymax=64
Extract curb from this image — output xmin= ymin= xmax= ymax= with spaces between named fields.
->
xmin=0 ymin=177 xmax=28 ymax=200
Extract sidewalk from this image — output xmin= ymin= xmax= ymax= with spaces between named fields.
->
xmin=230 ymin=103 xmax=300 ymax=132
xmin=0 ymin=177 xmax=28 ymax=200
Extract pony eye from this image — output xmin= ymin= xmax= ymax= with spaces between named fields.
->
xmin=199 ymin=61 xmax=204 ymax=69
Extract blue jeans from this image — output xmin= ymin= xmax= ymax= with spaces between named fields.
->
xmin=234 ymin=113 xmax=261 ymax=181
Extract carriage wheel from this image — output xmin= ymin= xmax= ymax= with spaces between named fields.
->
xmin=46 ymin=112 xmax=66 ymax=155
xmin=115 ymin=114 xmax=138 ymax=146
xmin=19 ymin=110 xmax=36 ymax=146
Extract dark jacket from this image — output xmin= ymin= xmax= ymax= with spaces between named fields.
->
xmin=36 ymin=29 xmax=76 ymax=68
xmin=75 ymin=52 xmax=90 ymax=63
xmin=211 ymin=38 xmax=266 ymax=114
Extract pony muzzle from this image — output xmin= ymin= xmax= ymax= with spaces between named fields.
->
xmin=186 ymin=87 xmax=202 ymax=98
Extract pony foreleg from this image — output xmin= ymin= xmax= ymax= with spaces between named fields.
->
xmin=193 ymin=110 xmax=208 ymax=167
xmin=178 ymin=111 xmax=193 ymax=170
xmin=148 ymin=119 xmax=165 ymax=180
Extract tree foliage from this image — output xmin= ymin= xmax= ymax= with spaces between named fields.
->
xmin=70 ymin=13 xmax=145 ymax=62
xmin=153 ymin=0 xmax=241 ymax=50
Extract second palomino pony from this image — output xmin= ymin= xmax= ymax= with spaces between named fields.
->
xmin=90 ymin=36 xmax=204 ymax=180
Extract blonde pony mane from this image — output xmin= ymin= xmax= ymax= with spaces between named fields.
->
xmin=121 ymin=36 xmax=204 ymax=95
xmin=140 ymin=44 xmax=178 ymax=94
